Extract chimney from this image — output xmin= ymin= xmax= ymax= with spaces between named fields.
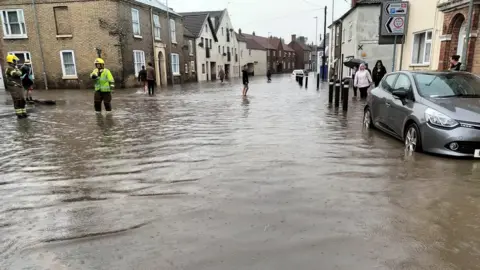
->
xmin=351 ymin=0 xmax=358 ymax=7
xmin=291 ymin=34 xmax=296 ymax=42
xmin=239 ymin=28 xmax=242 ymax=34
xmin=252 ymin=31 xmax=255 ymax=36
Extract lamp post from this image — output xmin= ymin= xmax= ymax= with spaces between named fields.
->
xmin=314 ymin=16 xmax=318 ymax=74
xmin=460 ymin=0 xmax=474 ymax=71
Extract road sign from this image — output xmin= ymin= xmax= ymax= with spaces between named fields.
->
xmin=380 ymin=1 xmax=409 ymax=36
xmin=386 ymin=17 xmax=405 ymax=34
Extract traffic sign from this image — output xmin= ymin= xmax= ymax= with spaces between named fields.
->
xmin=386 ymin=17 xmax=405 ymax=34
xmin=380 ymin=1 xmax=409 ymax=36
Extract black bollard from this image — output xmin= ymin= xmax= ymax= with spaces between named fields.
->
xmin=296 ymin=75 xmax=299 ymax=82
xmin=328 ymin=79 xmax=334 ymax=104
xmin=299 ymin=75 xmax=304 ymax=86
xmin=316 ymin=74 xmax=320 ymax=89
xmin=305 ymin=76 xmax=308 ymax=88
xmin=342 ymin=79 xmax=350 ymax=111
xmin=334 ymin=79 xmax=341 ymax=108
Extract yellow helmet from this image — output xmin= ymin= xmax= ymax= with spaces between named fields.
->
xmin=6 ymin=55 xmax=20 ymax=64
xmin=94 ymin=58 xmax=105 ymax=65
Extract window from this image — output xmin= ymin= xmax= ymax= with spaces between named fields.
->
xmin=412 ymin=30 xmax=432 ymax=65
xmin=133 ymin=50 xmax=145 ymax=77
xmin=273 ymin=51 xmax=276 ymax=56
xmin=202 ymin=64 xmax=205 ymax=74
xmin=8 ymin=51 xmax=33 ymax=78
xmin=189 ymin=40 xmax=193 ymax=55
xmin=54 ymin=7 xmax=71 ymax=36
xmin=190 ymin=61 xmax=195 ymax=72
xmin=249 ymin=49 xmax=251 ymax=56
xmin=1 ymin=9 xmax=27 ymax=38
xmin=170 ymin=19 xmax=176 ymax=43
xmin=414 ymin=73 xmax=480 ymax=98
xmin=185 ymin=63 xmax=189 ymax=73
xmin=223 ymin=46 xmax=225 ymax=53
xmin=218 ymin=45 xmax=220 ymax=53
xmin=222 ymin=27 xmax=224 ymax=35
xmin=131 ymin=8 xmax=141 ymax=37
xmin=394 ymin=74 xmax=412 ymax=90
xmin=348 ymin=23 xmax=353 ymax=41
xmin=342 ymin=28 xmax=345 ymax=43
xmin=381 ymin=74 xmax=398 ymax=92
xmin=153 ymin=14 xmax=161 ymax=40
xmin=335 ymin=25 xmax=340 ymax=46
xmin=59 ymin=50 xmax=77 ymax=77
xmin=205 ymin=24 xmax=208 ymax=33
xmin=201 ymin=37 xmax=204 ymax=46
xmin=209 ymin=39 xmax=212 ymax=49
xmin=171 ymin=53 xmax=180 ymax=75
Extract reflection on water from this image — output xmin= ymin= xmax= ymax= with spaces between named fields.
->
xmin=0 ymin=76 xmax=480 ymax=270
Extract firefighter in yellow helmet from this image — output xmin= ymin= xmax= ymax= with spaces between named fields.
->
xmin=5 ymin=55 xmax=28 ymax=118
xmin=90 ymin=58 xmax=114 ymax=113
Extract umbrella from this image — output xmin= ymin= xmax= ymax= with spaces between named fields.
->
xmin=343 ymin=59 xmax=366 ymax=69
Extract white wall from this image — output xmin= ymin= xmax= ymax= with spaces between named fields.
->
xmin=213 ymin=11 xmax=240 ymax=79
xmin=196 ymin=18 xmax=216 ymax=81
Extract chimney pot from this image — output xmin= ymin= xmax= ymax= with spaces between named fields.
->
xmin=253 ymin=31 xmax=255 ymax=36
xmin=239 ymin=28 xmax=242 ymax=34
xmin=291 ymin=34 xmax=296 ymax=42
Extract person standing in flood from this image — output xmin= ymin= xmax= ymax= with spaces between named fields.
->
xmin=372 ymin=60 xmax=387 ymax=87
xmin=242 ymin=65 xmax=249 ymax=96
xmin=20 ymin=60 xmax=34 ymax=102
xmin=267 ymin=69 xmax=272 ymax=82
xmin=219 ymin=68 xmax=225 ymax=83
xmin=5 ymin=55 xmax=28 ymax=118
xmin=354 ymin=63 xmax=372 ymax=99
xmin=146 ymin=62 xmax=156 ymax=96
xmin=138 ymin=65 xmax=147 ymax=93
xmin=90 ymin=58 xmax=114 ymax=113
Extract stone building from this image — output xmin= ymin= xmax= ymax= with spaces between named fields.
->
xmin=0 ymin=0 xmax=188 ymax=89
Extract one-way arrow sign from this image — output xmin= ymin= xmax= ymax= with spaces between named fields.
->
xmin=385 ymin=17 xmax=405 ymax=34
xmin=381 ymin=1 xmax=408 ymax=36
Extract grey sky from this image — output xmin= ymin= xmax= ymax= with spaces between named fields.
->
xmin=166 ymin=0 xmax=350 ymax=45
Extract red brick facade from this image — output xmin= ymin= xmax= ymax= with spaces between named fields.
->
xmin=438 ymin=5 xmax=480 ymax=71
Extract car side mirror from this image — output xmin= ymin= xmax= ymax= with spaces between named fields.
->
xmin=392 ymin=89 xmax=408 ymax=99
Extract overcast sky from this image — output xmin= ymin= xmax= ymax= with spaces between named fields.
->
xmin=166 ymin=0 xmax=350 ymax=44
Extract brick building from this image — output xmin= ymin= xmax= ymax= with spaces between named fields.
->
xmin=0 ymin=0 xmax=189 ymax=89
xmin=289 ymin=34 xmax=312 ymax=70
xmin=437 ymin=0 xmax=480 ymax=72
xmin=182 ymin=27 xmax=197 ymax=82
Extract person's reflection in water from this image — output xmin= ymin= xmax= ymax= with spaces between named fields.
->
xmin=242 ymin=96 xmax=250 ymax=118
xmin=96 ymin=113 xmax=115 ymax=135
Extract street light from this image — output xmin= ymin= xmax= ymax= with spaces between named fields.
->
xmin=314 ymin=16 xmax=318 ymax=74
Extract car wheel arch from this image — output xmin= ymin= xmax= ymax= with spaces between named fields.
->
xmin=403 ymin=118 xmax=419 ymax=139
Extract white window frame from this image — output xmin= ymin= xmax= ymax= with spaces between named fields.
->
xmin=8 ymin=51 xmax=34 ymax=78
xmin=411 ymin=30 xmax=433 ymax=66
xmin=190 ymin=60 xmax=195 ymax=73
xmin=189 ymin=40 xmax=193 ymax=55
xmin=133 ymin=50 xmax=145 ymax=77
xmin=131 ymin=8 xmax=141 ymax=38
xmin=153 ymin=14 xmax=161 ymax=40
xmin=59 ymin=50 xmax=77 ymax=78
xmin=171 ymin=53 xmax=180 ymax=75
xmin=170 ymin=19 xmax=177 ymax=43
xmin=348 ymin=23 xmax=353 ymax=41
xmin=1 ymin=9 xmax=27 ymax=39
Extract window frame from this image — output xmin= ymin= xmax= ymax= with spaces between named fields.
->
xmin=1 ymin=9 xmax=27 ymax=39
xmin=411 ymin=30 xmax=433 ymax=66
xmin=190 ymin=60 xmax=195 ymax=73
xmin=133 ymin=50 xmax=145 ymax=78
xmin=170 ymin=19 xmax=176 ymax=43
xmin=171 ymin=53 xmax=180 ymax=75
xmin=131 ymin=8 xmax=141 ymax=38
xmin=381 ymin=74 xmax=398 ymax=93
xmin=348 ymin=22 xmax=353 ymax=41
xmin=59 ymin=50 xmax=77 ymax=78
xmin=153 ymin=14 xmax=161 ymax=40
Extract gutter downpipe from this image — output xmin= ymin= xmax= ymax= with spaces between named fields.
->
xmin=166 ymin=0 xmax=174 ymax=85
xmin=460 ymin=0 xmax=474 ymax=71
xmin=32 ymin=0 xmax=48 ymax=89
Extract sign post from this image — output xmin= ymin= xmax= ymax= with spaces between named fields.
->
xmin=380 ymin=1 xmax=409 ymax=72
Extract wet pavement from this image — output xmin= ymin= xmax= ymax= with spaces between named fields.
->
xmin=1 ymin=74 xmax=480 ymax=270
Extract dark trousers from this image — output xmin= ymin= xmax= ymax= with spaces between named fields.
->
xmin=147 ymin=80 xmax=155 ymax=95
xmin=9 ymin=88 xmax=27 ymax=116
xmin=353 ymin=86 xmax=358 ymax=97
xmin=374 ymin=81 xmax=380 ymax=87
xmin=94 ymin=91 xmax=112 ymax=112
xmin=359 ymin=87 xmax=369 ymax=99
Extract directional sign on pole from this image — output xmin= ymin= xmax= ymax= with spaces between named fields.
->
xmin=380 ymin=1 xmax=409 ymax=36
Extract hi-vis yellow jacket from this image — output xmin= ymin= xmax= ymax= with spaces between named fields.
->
xmin=90 ymin=68 xmax=114 ymax=92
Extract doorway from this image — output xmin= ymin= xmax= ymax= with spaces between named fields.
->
xmin=0 ymin=63 xmax=4 ymax=90
xmin=457 ymin=21 xmax=467 ymax=61
xmin=210 ymin=62 xmax=216 ymax=80
xmin=224 ymin=64 xmax=230 ymax=79
xmin=156 ymin=50 xmax=167 ymax=86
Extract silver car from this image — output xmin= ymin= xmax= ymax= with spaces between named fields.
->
xmin=363 ymin=71 xmax=480 ymax=158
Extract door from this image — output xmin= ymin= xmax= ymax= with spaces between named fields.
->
xmin=373 ymin=74 xmax=397 ymax=128
xmin=388 ymin=74 xmax=415 ymax=138
xmin=0 ymin=63 xmax=4 ymax=90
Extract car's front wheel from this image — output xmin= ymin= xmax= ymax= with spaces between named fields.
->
xmin=363 ymin=108 xmax=373 ymax=129
xmin=404 ymin=123 xmax=423 ymax=152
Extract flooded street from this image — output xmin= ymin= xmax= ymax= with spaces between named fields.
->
xmin=1 ymin=74 xmax=480 ymax=270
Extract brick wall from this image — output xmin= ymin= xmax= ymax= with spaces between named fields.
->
xmin=182 ymin=36 xmax=197 ymax=82
xmin=438 ymin=5 xmax=480 ymax=72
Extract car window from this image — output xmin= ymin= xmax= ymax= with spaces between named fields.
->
xmin=414 ymin=73 xmax=480 ymax=98
xmin=381 ymin=74 xmax=397 ymax=92
xmin=393 ymin=74 xmax=412 ymax=90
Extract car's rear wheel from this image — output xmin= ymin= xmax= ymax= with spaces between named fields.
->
xmin=363 ymin=108 xmax=373 ymax=129
xmin=404 ymin=123 xmax=423 ymax=152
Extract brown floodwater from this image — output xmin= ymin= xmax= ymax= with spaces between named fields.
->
xmin=1 ymin=75 xmax=480 ymax=270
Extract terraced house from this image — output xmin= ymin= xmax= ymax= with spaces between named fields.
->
xmin=0 ymin=0 xmax=191 ymax=89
